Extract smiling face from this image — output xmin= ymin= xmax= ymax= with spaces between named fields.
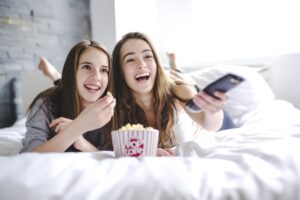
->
xmin=120 ymin=39 xmax=157 ymax=97
xmin=76 ymin=47 xmax=109 ymax=108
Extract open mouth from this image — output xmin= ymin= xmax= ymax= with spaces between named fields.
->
xmin=84 ymin=84 xmax=101 ymax=91
xmin=135 ymin=72 xmax=150 ymax=81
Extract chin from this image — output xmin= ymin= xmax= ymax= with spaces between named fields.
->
xmin=85 ymin=96 xmax=101 ymax=103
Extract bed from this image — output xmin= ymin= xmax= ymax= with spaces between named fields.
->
xmin=1 ymin=66 xmax=300 ymax=200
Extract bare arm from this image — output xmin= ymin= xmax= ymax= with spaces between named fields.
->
xmin=47 ymin=117 xmax=99 ymax=152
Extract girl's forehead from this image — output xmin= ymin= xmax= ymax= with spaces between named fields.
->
xmin=79 ymin=47 xmax=109 ymax=66
xmin=121 ymin=39 xmax=151 ymax=54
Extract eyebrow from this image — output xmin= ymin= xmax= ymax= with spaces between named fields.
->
xmin=122 ymin=49 xmax=152 ymax=61
xmin=79 ymin=61 xmax=93 ymax=65
xmin=101 ymin=65 xmax=109 ymax=70
xmin=79 ymin=61 xmax=109 ymax=69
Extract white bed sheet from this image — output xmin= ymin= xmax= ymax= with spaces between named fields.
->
xmin=1 ymin=98 xmax=300 ymax=200
xmin=1 ymin=126 xmax=300 ymax=200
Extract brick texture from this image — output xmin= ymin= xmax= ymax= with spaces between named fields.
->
xmin=0 ymin=0 xmax=91 ymax=127
xmin=0 ymin=0 xmax=91 ymax=76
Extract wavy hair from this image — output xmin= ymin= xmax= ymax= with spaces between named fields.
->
xmin=112 ymin=32 xmax=177 ymax=147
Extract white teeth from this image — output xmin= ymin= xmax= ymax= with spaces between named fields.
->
xmin=135 ymin=72 xmax=150 ymax=79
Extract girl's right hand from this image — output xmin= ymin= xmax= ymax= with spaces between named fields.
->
xmin=76 ymin=94 xmax=116 ymax=132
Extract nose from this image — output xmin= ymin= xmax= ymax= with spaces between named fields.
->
xmin=137 ymin=57 xmax=146 ymax=69
xmin=91 ymin=68 xmax=100 ymax=81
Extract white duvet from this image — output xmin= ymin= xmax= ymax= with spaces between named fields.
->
xmin=1 ymin=123 xmax=300 ymax=200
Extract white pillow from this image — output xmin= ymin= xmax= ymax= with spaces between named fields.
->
xmin=185 ymin=65 xmax=275 ymax=123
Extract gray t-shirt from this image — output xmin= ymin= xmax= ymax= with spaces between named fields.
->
xmin=20 ymin=99 xmax=112 ymax=152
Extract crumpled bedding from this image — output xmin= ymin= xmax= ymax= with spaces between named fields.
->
xmin=1 ymin=125 xmax=300 ymax=200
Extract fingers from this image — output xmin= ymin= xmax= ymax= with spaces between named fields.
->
xmin=49 ymin=117 xmax=73 ymax=134
xmin=49 ymin=117 xmax=71 ymax=128
xmin=212 ymin=91 xmax=229 ymax=101
xmin=96 ymin=93 xmax=116 ymax=110
xmin=164 ymin=148 xmax=175 ymax=155
xmin=54 ymin=122 xmax=67 ymax=133
xmin=193 ymin=91 xmax=228 ymax=113
xmin=101 ymin=93 xmax=116 ymax=112
xmin=86 ymin=93 xmax=116 ymax=119
xmin=100 ymin=98 xmax=116 ymax=118
xmin=157 ymin=148 xmax=175 ymax=157
xmin=90 ymin=94 xmax=116 ymax=126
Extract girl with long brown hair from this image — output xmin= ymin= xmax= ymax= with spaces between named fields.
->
xmin=21 ymin=40 xmax=116 ymax=152
xmin=111 ymin=32 xmax=226 ymax=156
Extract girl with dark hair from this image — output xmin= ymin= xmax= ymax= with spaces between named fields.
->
xmin=20 ymin=40 xmax=116 ymax=152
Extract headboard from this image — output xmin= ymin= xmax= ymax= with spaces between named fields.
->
xmin=0 ymin=74 xmax=22 ymax=128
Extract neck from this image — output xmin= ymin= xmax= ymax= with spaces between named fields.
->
xmin=135 ymin=93 xmax=153 ymax=111
xmin=133 ymin=92 xmax=156 ymax=127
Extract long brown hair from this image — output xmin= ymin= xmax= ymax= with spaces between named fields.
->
xmin=29 ymin=40 xmax=112 ymax=122
xmin=112 ymin=32 xmax=177 ymax=147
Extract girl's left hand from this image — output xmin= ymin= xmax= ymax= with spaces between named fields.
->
xmin=157 ymin=148 xmax=175 ymax=156
xmin=192 ymin=91 xmax=228 ymax=114
xmin=49 ymin=117 xmax=73 ymax=134
xmin=50 ymin=117 xmax=98 ymax=151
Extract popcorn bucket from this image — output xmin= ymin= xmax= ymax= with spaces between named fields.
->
xmin=111 ymin=129 xmax=159 ymax=158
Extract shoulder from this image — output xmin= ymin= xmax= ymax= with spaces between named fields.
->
xmin=29 ymin=98 xmax=47 ymax=113
xmin=26 ymin=98 xmax=54 ymax=124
